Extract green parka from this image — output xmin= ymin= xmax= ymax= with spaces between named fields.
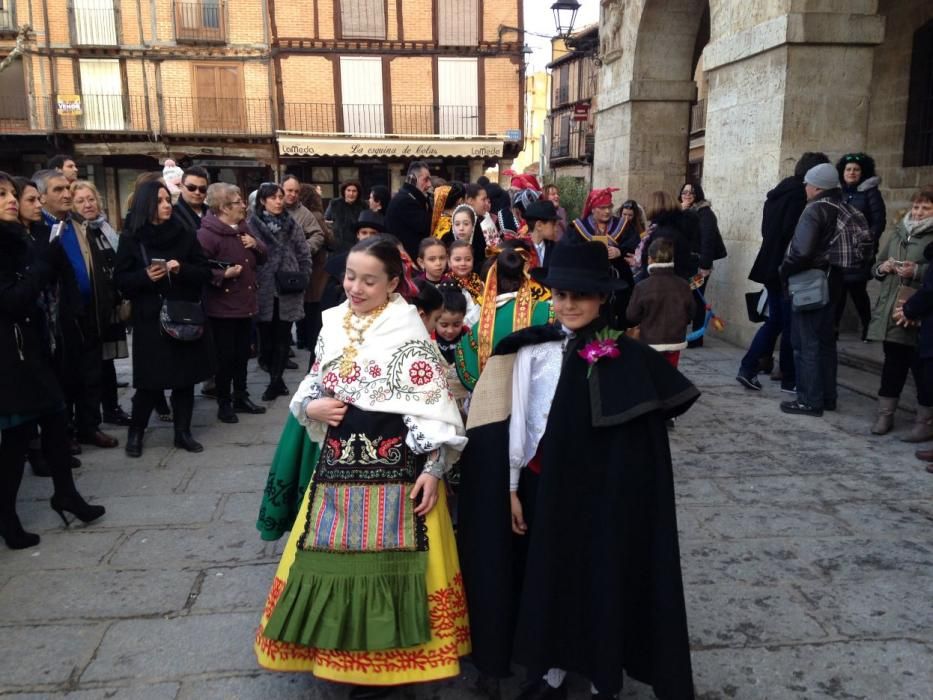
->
xmin=867 ymin=215 xmax=933 ymax=346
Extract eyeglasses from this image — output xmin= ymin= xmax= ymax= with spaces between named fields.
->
xmin=184 ymin=184 xmax=208 ymax=194
xmin=227 ymin=199 xmax=245 ymax=207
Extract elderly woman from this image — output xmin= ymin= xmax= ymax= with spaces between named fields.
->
xmin=71 ymin=181 xmax=131 ymax=428
xmin=248 ymin=182 xmax=312 ymax=402
xmin=115 ymin=182 xmax=215 ymax=457
xmin=197 ymin=184 xmax=268 ymax=423
xmin=324 ymin=180 xmax=365 ymax=253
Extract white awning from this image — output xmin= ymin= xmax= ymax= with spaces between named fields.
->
xmin=277 ymin=135 xmax=504 ymax=159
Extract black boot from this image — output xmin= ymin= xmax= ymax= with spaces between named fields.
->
xmin=42 ymin=414 xmax=105 ymax=527
xmin=28 ymin=445 xmax=50 ymax=477
xmin=0 ymin=452 xmax=40 ymax=550
xmin=217 ymin=399 xmax=238 ymax=424
xmin=174 ymin=431 xmax=204 ymax=453
xmin=172 ymin=391 xmax=203 ymax=453
xmin=125 ymin=427 xmax=144 ymax=458
xmin=233 ymin=392 xmax=266 ymax=414
xmin=262 ymin=376 xmax=289 ymax=401
xmin=102 ymin=406 xmax=132 ymax=426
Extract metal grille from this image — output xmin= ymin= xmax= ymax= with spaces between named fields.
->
xmin=438 ymin=0 xmax=479 ymax=46
xmin=340 ymin=0 xmax=386 ymax=39
xmin=175 ymin=1 xmax=227 ymax=43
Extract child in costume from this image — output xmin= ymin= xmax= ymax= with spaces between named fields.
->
xmin=626 ymin=238 xmax=696 ymax=368
xmin=435 ymin=287 xmax=468 ymax=364
xmin=448 ymin=240 xmax=482 ymax=326
xmin=415 ymin=238 xmax=451 ymax=285
xmin=254 ymin=238 xmax=469 ymax=695
xmin=458 ymin=241 xmax=698 ymax=700
xmin=411 ymin=277 xmax=444 ymax=334
xmin=454 ymin=247 xmax=553 ymax=391
xmin=430 ymin=183 xmax=465 ymax=243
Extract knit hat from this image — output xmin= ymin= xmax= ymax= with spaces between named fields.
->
xmin=803 ymin=163 xmax=840 ymax=191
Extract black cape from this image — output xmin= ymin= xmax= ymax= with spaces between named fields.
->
xmin=458 ymin=323 xmax=698 ymax=698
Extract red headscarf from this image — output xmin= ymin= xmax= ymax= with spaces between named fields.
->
xmin=582 ymin=187 xmax=620 ymax=220
xmin=510 ymin=174 xmax=541 ymax=192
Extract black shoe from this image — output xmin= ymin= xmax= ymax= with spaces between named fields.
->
xmin=285 ymin=359 xmax=299 ymax=370
xmin=0 ymin=520 xmax=40 ymax=550
xmin=217 ymin=400 xmax=239 ymax=424
xmin=69 ymin=439 xmax=82 ymax=456
xmin=69 ymin=456 xmax=81 ymax=470
xmin=77 ymin=430 xmax=119 ymax=449
xmin=516 ymin=679 xmax=567 ymax=700
xmin=125 ymin=428 xmax=144 ymax=458
xmin=262 ymin=379 xmax=289 ymax=401
xmin=50 ymin=493 xmax=105 ymax=526
xmin=233 ymin=394 xmax=267 ymax=414
xmin=27 ymin=448 xmax=50 ymax=477
xmin=102 ymin=407 xmax=132 ymax=426
xmin=824 ymin=400 xmax=837 ymax=411
xmin=780 ymin=400 xmax=823 ymax=417
xmin=736 ymin=373 xmax=763 ymax=391
xmin=174 ymin=431 xmax=204 ymax=453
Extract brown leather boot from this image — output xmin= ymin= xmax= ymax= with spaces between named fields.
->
xmin=871 ymin=397 xmax=898 ymax=435
xmin=902 ymin=405 xmax=933 ymax=443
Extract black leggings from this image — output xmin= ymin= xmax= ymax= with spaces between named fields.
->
xmin=210 ymin=317 xmax=252 ymax=400
xmin=132 ymin=386 xmax=195 ymax=433
xmin=834 ymin=279 xmax=872 ymax=334
xmin=879 ymin=341 xmax=933 ymax=404
xmin=257 ymin=299 xmax=292 ymax=380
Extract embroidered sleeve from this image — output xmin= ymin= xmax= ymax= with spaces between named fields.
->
xmin=404 ymin=415 xmax=467 ymax=476
xmin=289 ymin=335 xmax=327 ymax=442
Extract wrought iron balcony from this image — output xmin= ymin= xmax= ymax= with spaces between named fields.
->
xmin=549 ymin=114 xmax=593 ymax=163
xmin=174 ymin=1 xmax=227 ymax=44
xmin=69 ymin=0 xmax=119 ymax=46
xmin=160 ymin=96 xmax=273 ymax=135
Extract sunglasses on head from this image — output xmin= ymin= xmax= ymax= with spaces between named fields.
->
xmin=185 ymin=183 xmax=208 ymax=194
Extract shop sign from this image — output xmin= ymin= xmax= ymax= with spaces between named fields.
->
xmin=57 ymin=95 xmax=82 ymax=116
xmin=573 ymin=102 xmax=591 ymax=121
xmin=192 ymin=159 xmax=264 ymax=168
xmin=278 ymin=137 xmax=504 ymax=159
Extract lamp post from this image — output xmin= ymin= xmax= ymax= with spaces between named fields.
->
xmin=551 ymin=0 xmax=581 ymax=39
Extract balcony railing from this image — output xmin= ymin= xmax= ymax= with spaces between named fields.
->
xmin=690 ymin=99 xmax=707 ymax=135
xmin=0 ymin=8 xmax=16 ymax=31
xmin=283 ymin=103 xmax=481 ymax=137
xmin=174 ymin=0 xmax=227 ymax=44
xmin=69 ymin=0 xmax=119 ymax=46
xmin=0 ymin=96 xmax=489 ymax=140
xmin=550 ymin=126 xmax=594 ymax=162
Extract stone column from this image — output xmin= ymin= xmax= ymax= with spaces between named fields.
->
xmin=468 ymin=158 xmax=484 ymax=183
xmin=388 ymin=162 xmax=404 ymax=192
xmin=497 ymin=159 xmax=513 ymax=187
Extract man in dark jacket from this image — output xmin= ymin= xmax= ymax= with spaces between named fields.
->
xmin=384 ymin=161 xmax=432 ymax=260
xmin=778 ymin=162 xmax=844 ymax=416
xmin=173 ymin=166 xmax=210 ymax=235
xmin=737 ymin=152 xmax=829 ymax=391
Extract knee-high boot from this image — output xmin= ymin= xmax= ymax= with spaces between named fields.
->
xmin=0 ymin=426 xmax=39 ymax=549
xmin=172 ymin=390 xmax=203 ymax=453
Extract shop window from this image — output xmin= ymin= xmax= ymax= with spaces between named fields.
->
xmin=439 ymin=0 xmax=478 ymax=47
xmin=904 ymin=19 xmax=933 ymax=167
xmin=340 ymin=0 xmax=386 ymax=40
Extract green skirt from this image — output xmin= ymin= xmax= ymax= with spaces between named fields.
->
xmin=256 ymin=413 xmax=321 ymax=542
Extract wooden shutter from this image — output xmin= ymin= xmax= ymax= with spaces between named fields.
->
xmin=340 ymin=57 xmax=384 ymax=135
xmin=438 ymin=0 xmax=478 ymax=47
xmin=438 ymin=58 xmax=478 ymax=136
xmin=194 ymin=64 xmax=244 ymax=132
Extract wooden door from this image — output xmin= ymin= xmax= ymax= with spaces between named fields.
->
xmin=194 ymin=64 xmax=244 ymax=132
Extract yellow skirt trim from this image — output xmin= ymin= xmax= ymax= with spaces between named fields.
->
xmin=255 ymin=485 xmax=471 ymax=685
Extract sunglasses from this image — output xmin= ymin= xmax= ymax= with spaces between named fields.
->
xmin=184 ymin=183 xmax=208 ymax=194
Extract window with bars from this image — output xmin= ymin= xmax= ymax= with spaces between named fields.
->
xmin=438 ymin=0 xmax=478 ymax=46
xmin=904 ymin=19 xmax=933 ymax=168
xmin=340 ymin=0 xmax=386 ymax=40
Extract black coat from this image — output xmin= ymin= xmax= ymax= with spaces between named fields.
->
xmin=691 ymin=203 xmax=727 ymax=269
xmin=640 ymin=209 xmax=700 ymax=280
xmin=173 ymin=197 xmax=205 ymax=237
xmin=749 ymin=176 xmax=806 ymax=285
xmin=0 ymin=221 xmax=64 ymax=416
xmin=323 ymin=197 xmax=366 ymax=254
xmin=385 ymin=183 xmax=431 ymax=260
xmin=841 ymin=177 xmax=887 ymax=281
xmin=114 ymin=221 xmax=215 ymax=390
xmin=903 ymin=242 xmax=933 ymax=360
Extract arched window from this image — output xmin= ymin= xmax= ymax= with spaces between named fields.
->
xmin=903 ymin=19 xmax=933 ymax=167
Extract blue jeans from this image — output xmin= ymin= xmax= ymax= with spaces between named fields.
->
xmin=790 ymin=298 xmax=838 ymax=409
xmin=739 ymin=282 xmax=795 ymax=386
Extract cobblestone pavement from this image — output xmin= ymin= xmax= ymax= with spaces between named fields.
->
xmin=1 ymin=338 xmax=930 ymax=700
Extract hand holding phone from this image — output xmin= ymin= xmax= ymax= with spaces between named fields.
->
xmin=147 ymin=258 xmax=168 ymax=282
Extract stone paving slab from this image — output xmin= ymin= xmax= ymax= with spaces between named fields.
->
xmin=1 ymin=340 xmax=931 ymax=699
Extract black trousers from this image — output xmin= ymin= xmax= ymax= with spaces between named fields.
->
xmin=1 ymin=410 xmax=81 ymax=529
xmin=60 ymin=333 xmax=103 ymax=437
xmin=101 ymin=359 xmax=119 ymax=412
xmin=132 ymin=386 xmax=195 ymax=433
xmin=879 ymin=341 xmax=932 ymax=404
xmin=304 ymin=301 xmax=323 ymax=366
xmin=210 ymin=317 xmax=252 ymax=400
xmin=257 ymin=299 xmax=292 ymax=380
xmin=834 ymin=278 xmax=872 ymax=335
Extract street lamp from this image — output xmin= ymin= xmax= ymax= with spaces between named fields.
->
xmin=551 ymin=0 xmax=581 ymax=39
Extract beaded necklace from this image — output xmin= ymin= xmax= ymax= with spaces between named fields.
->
xmin=338 ymin=298 xmax=390 ymax=378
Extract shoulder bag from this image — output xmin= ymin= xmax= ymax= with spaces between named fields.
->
xmin=139 ymin=241 xmax=205 ymax=342
xmin=787 ymin=269 xmax=829 ymax=311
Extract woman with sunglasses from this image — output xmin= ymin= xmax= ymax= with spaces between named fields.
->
xmin=679 ymin=182 xmax=727 ymax=346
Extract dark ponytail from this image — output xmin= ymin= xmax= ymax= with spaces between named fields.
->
xmin=351 ymin=236 xmax=404 ymax=285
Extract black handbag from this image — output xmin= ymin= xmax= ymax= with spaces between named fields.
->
xmin=275 ymin=270 xmax=309 ymax=294
xmin=745 ymin=288 xmax=769 ymax=323
xmin=159 ymin=299 xmax=205 ymax=342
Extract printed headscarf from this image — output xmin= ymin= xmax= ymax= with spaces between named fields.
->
xmin=582 ymin=187 xmax=620 ymax=220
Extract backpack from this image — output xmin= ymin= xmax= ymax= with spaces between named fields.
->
xmin=822 ymin=201 xmax=873 ymax=272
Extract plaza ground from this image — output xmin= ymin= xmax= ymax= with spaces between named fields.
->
xmin=0 ymin=338 xmax=930 ymax=699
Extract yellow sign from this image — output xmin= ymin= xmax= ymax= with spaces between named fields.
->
xmin=278 ymin=136 xmax=504 ymax=159
xmin=57 ymin=95 xmax=82 ymax=116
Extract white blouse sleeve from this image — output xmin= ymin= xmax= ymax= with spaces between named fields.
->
xmin=463 ymin=289 xmax=480 ymax=328
xmin=289 ymin=335 xmax=328 ymax=443
xmin=508 ymin=345 xmax=534 ymax=491
xmin=404 ymin=415 xmax=468 ymax=478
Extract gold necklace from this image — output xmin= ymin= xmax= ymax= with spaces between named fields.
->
xmin=338 ymin=298 xmax=390 ymax=379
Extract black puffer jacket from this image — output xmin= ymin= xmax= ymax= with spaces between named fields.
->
xmin=0 ymin=220 xmax=64 ymax=416
xmin=779 ymin=189 xmax=842 ymax=281
xmin=690 ymin=202 xmax=727 ymax=269
xmin=749 ymin=176 xmax=807 ymax=285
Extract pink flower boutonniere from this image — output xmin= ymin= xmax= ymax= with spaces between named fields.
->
xmin=578 ymin=328 xmax=622 ymax=377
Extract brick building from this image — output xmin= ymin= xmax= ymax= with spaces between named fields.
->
xmin=272 ymin=0 xmax=526 ymax=196
xmin=0 ymin=0 xmax=276 ymax=224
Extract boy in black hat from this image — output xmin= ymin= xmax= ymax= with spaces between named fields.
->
xmin=524 ymin=199 xmax=560 ymax=270
xmin=457 ymin=241 xmax=698 ymax=700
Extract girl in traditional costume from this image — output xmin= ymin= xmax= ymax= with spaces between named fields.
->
xmin=254 ymin=238 xmax=469 ymax=696
xmin=454 ymin=247 xmax=552 ymax=392
xmin=458 ymin=240 xmax=698 ymax=700
xmin=448 ymin=239 xmax=482 ymax=327
xmin=430 ymin=183 xmax=466 ymax=243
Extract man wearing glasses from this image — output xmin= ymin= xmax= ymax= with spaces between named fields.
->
xmin=174 ymin=166 xmax=210 ymax=236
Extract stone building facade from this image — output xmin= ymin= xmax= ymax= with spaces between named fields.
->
xmin=593 ymin=0 xmax=933 ymax=347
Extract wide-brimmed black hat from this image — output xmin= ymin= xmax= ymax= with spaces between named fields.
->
xmin=530 ymin=240 xmax=629 ymax=293
xmin=524 ymin=199 xmax=559 ymax=221
xmin=352 ymin=210 xmax=387 ymax=234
